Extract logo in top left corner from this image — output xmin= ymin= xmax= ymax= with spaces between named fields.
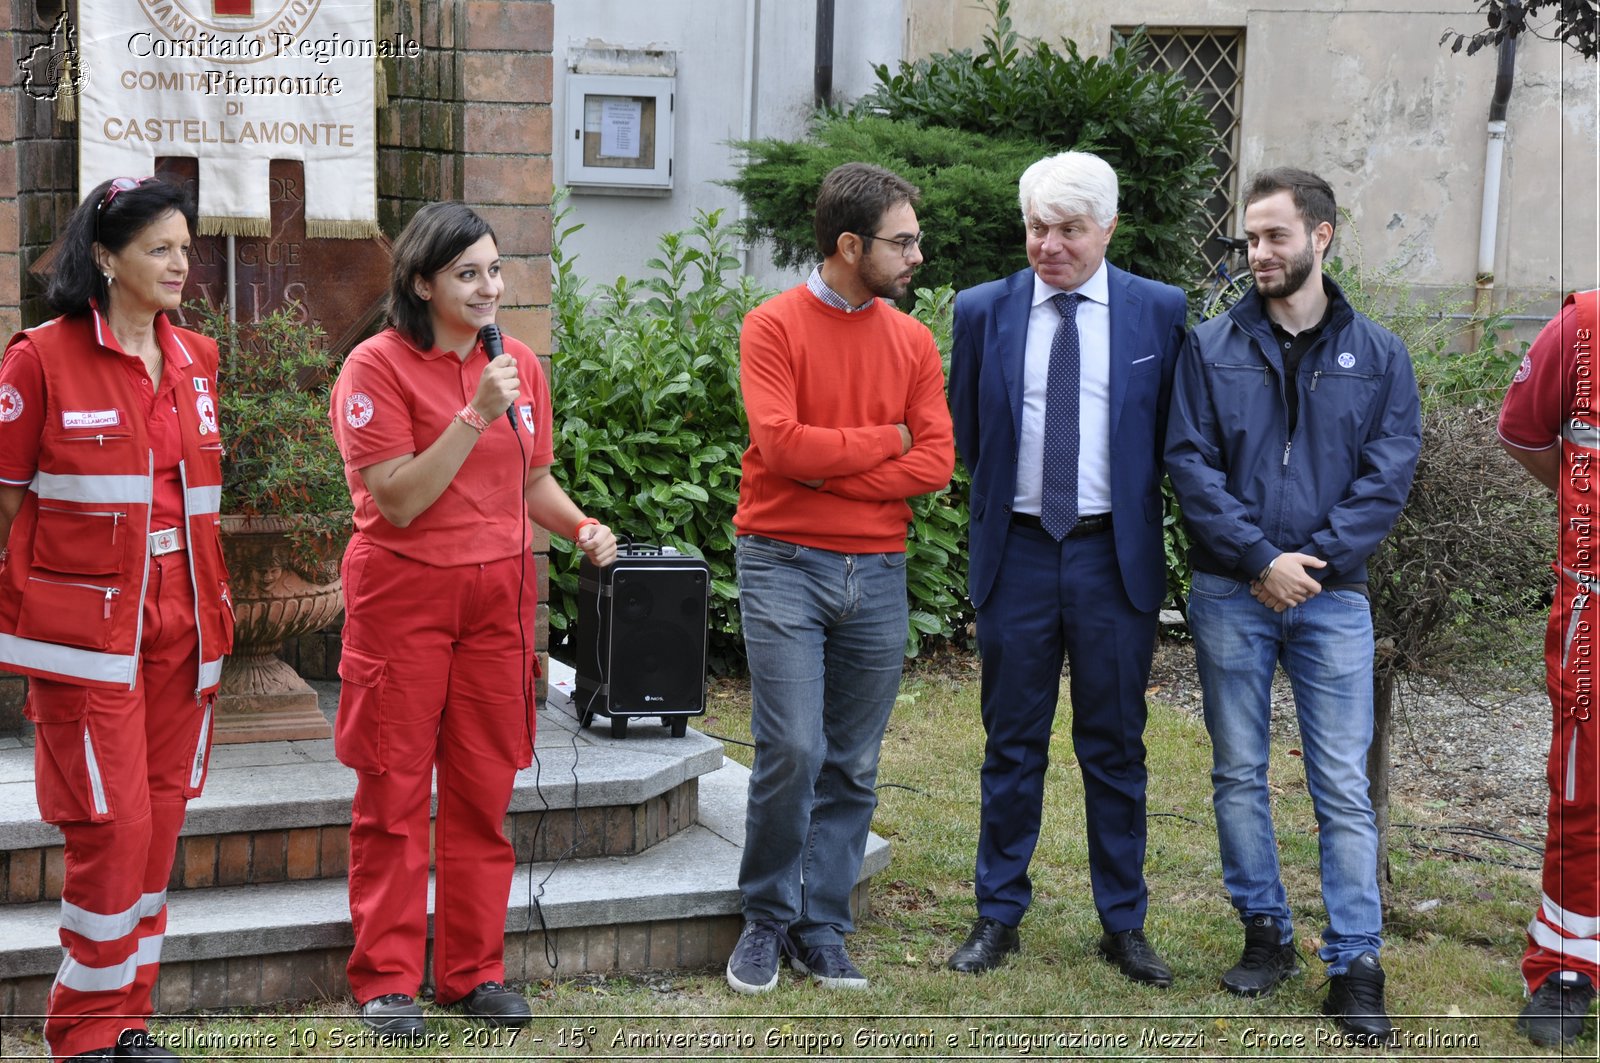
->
xmin=18 ymin=12 xmax=88 ymax=103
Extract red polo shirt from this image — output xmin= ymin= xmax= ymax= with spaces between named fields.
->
xmin=330 ymin=327 xmax=554 ymax=566
xmin=0 ymin=306 xmax=192 ymax=531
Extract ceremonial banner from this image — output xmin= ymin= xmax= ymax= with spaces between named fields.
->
xmin=77 ymin=1 xmax=393 ymax=238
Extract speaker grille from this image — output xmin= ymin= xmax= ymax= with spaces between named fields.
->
xmin=574 ymin=556 xmax=708 ymax=717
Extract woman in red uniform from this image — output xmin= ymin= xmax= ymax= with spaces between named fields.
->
xmin=329 ymin=202 xmax=616 ymax=1036
xmin=0 ymin=177 xmax=231 ymax=1062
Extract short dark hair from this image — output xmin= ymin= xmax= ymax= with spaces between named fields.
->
xmin=812 ymin=163 xmax=920 ymax=258
xmin=46 ymin=177 xmax=197 ymax=315
xmin=386 ymin=202 xmax=498 ymax=350
xmin=1244 ymin=167 xmax=1337 ymax=237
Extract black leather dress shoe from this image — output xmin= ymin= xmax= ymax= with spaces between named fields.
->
xmin=947 ymin=916 xmax=1020 ymax=974
xmin=1097 ymin=929 xmax=1173 ymax=987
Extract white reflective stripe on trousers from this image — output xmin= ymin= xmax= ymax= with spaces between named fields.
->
xmin=59 ymin=891 xmax=167 ymax=942
xmin=1542 ymin=893 xmax=1600 ymax=938
xmin=54 ymin=933 xmax=165 ymax=993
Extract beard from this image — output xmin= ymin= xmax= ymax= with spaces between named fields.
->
xmin=861 ymin=253 xmax=914 ymax=301
xmin=1253 ymin=239 xmax=1317 ymax=299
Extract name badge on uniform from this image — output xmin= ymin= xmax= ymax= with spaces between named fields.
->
xmin=62 ymin=409 xmax=121 ymax=429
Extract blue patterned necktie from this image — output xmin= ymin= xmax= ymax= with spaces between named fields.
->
xmin=1040 ymin=292 xmax=1082 ymax=541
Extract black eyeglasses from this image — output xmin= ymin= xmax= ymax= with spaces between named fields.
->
xmin=94 ymin=176 xmax=155 ymax=243
xmin=857 ymin=230 xmax=926 ymax=258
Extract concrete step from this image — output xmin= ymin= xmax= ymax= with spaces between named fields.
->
xmin=1 ymin=758 xmax=890 ymax=1017
xmin=0 ymin=680 xmax=725 ymax=904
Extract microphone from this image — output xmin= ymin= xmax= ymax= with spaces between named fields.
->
xmin=479 ymin=323 xmax=517 ymax=431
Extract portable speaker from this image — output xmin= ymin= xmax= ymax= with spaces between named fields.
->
xmin=572 ymin=544 xmax=709 ymax=739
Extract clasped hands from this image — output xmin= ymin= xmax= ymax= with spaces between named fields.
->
xmin=1250 ymin=552 xmax=1326 ymax=613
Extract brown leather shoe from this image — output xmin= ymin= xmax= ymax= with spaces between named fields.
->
xmin=947 ymin=916 xmax=1020 ymax=974
xmin=1097 ymin=928 xmax=1173 ymax=987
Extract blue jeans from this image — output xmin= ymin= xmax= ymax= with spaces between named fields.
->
xmin=1187 ymin=571 xmax=1383 ymax=972
xmin=735 ymin=534 xmax=908 ymax=948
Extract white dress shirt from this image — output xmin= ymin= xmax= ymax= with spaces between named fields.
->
xmin=1013 ymin=260 xmax=1112 ymax=517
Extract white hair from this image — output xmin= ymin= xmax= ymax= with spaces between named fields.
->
xmin=1018 ymin=151 xmax=1118 ymax=228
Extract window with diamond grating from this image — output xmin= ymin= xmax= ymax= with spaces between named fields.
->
xmin=1114 ymin=27 xmax=1244 ymax=274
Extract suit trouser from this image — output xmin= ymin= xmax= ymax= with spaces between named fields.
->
xmin=30 ymin=551 xmax=212 ymax=1062
xmin=972 ymin=523 xmax=1157 ymax=930
xmin=1523 ymin=579 xmax=1600 ymax=989
xmin=337 ymin=536 xmax=536 ymax=1006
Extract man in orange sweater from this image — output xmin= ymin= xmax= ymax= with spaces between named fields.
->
xmin=726 ymin=162 xmax=955 ymax=994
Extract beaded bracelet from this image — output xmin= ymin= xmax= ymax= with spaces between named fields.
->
xmin=455 ymin=404 xmax=490 ymax=434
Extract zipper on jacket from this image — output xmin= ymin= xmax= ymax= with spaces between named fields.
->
xmin=62 ymin=433 xmax=129 ymax=444
xmin=26 ymin=576 xmax=121 ymax=617
xmin=38 ymin=506 xmax=125 ymax=542
xmin=1282 ymin=440 xmax=1293 ymax=466
xmin=1311 ymin=370 xmax=1322 ymax=392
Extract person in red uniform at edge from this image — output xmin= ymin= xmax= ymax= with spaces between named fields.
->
xmin=0 ymin=176 xmax=231 ymax=1063
xmin=328 ymin=202 xmax=617 ymax=1038
xmin=1498 ymin=288 xmax=1600 ymax=1048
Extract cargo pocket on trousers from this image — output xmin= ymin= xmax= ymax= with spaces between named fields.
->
xmin=335 ymin=645 xmax=389 ymax=774
xmin=26 ymin=684 xmax=112 ymax=824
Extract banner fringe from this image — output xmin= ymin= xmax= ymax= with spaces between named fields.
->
xmin=306 ymin=218 xmax=381 ymax=240
xmin=199 ymin=215 xmax=272 ymax=238
xmin=55 ymin=55 xmax=77 ymax=123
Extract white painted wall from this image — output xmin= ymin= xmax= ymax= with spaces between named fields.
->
xmin=553 ymin=1 xmax=907 ymax=292
xmin=907 ymin=0 xmax=1599 ymax=318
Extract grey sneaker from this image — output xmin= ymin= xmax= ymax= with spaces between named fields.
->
xmin=791 ymin=942 xmax=868 ymax=989
xmin=726 ymin=919 xmax=791 ymax=994
xmin=358 ymin=993 xmax=425 ymax=1038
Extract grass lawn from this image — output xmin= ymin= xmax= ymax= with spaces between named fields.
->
xmin=4 ymin=646 xmax=1585 ymax=1060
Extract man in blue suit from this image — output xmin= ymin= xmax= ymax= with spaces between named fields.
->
xmin=945 ymin=151 xmax=1187 ymax=982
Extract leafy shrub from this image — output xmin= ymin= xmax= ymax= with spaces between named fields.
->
xmin=189 ymin=301 xmax=350 ymax=569
xmin=729 ymin=119 xmax=1048 ymax=297
xmin=549 ymin=211 xmax=974 ymax=667
xmin=728 ymin=0 xmax=1216 ymax=293
xmin=903 ymin=284 xmax=972 ymax=655
xmin=548 ymin=205 xmax=770 ymax=671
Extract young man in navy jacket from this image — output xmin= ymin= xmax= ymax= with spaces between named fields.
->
xmin=1165 ymin=168 xmax=1420 ymax=1041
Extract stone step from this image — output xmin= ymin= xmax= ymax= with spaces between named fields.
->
xmin=0 ymin=681 xmax=725 ymax=904
xmin=1 ymin=758 xmax=891 ymax=1018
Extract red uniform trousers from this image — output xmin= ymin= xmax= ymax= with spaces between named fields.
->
xmin=1524 ymin=572 xmax=1600 ymax=989
xmin=31 ymin=551 xmax=212 ymax=1061
xmin=336 ymin=534 xmax=536 ymax=1006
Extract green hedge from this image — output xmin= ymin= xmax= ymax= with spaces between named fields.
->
xmin=726 ymin=0 xmax=1216 ymax=294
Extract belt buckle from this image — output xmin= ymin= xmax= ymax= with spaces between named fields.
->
xmin=149 ymin=528 xmax=181 ymax=556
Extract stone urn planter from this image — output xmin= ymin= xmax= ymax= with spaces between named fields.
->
xmin=215 ymin=517 xmax=343 ymax=744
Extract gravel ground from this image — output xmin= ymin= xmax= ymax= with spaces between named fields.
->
xmin=1146 ymin=639 xmax=1554 ymax=852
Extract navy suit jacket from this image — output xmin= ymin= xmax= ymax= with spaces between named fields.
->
xmin=949 ymin=264 xmax=1187 ymax=613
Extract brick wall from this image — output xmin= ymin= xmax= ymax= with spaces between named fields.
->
xmin=0 ymin=0 xmax=557 ymax=721
xmin=0 ymin=0 xmax=80 ymax=731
